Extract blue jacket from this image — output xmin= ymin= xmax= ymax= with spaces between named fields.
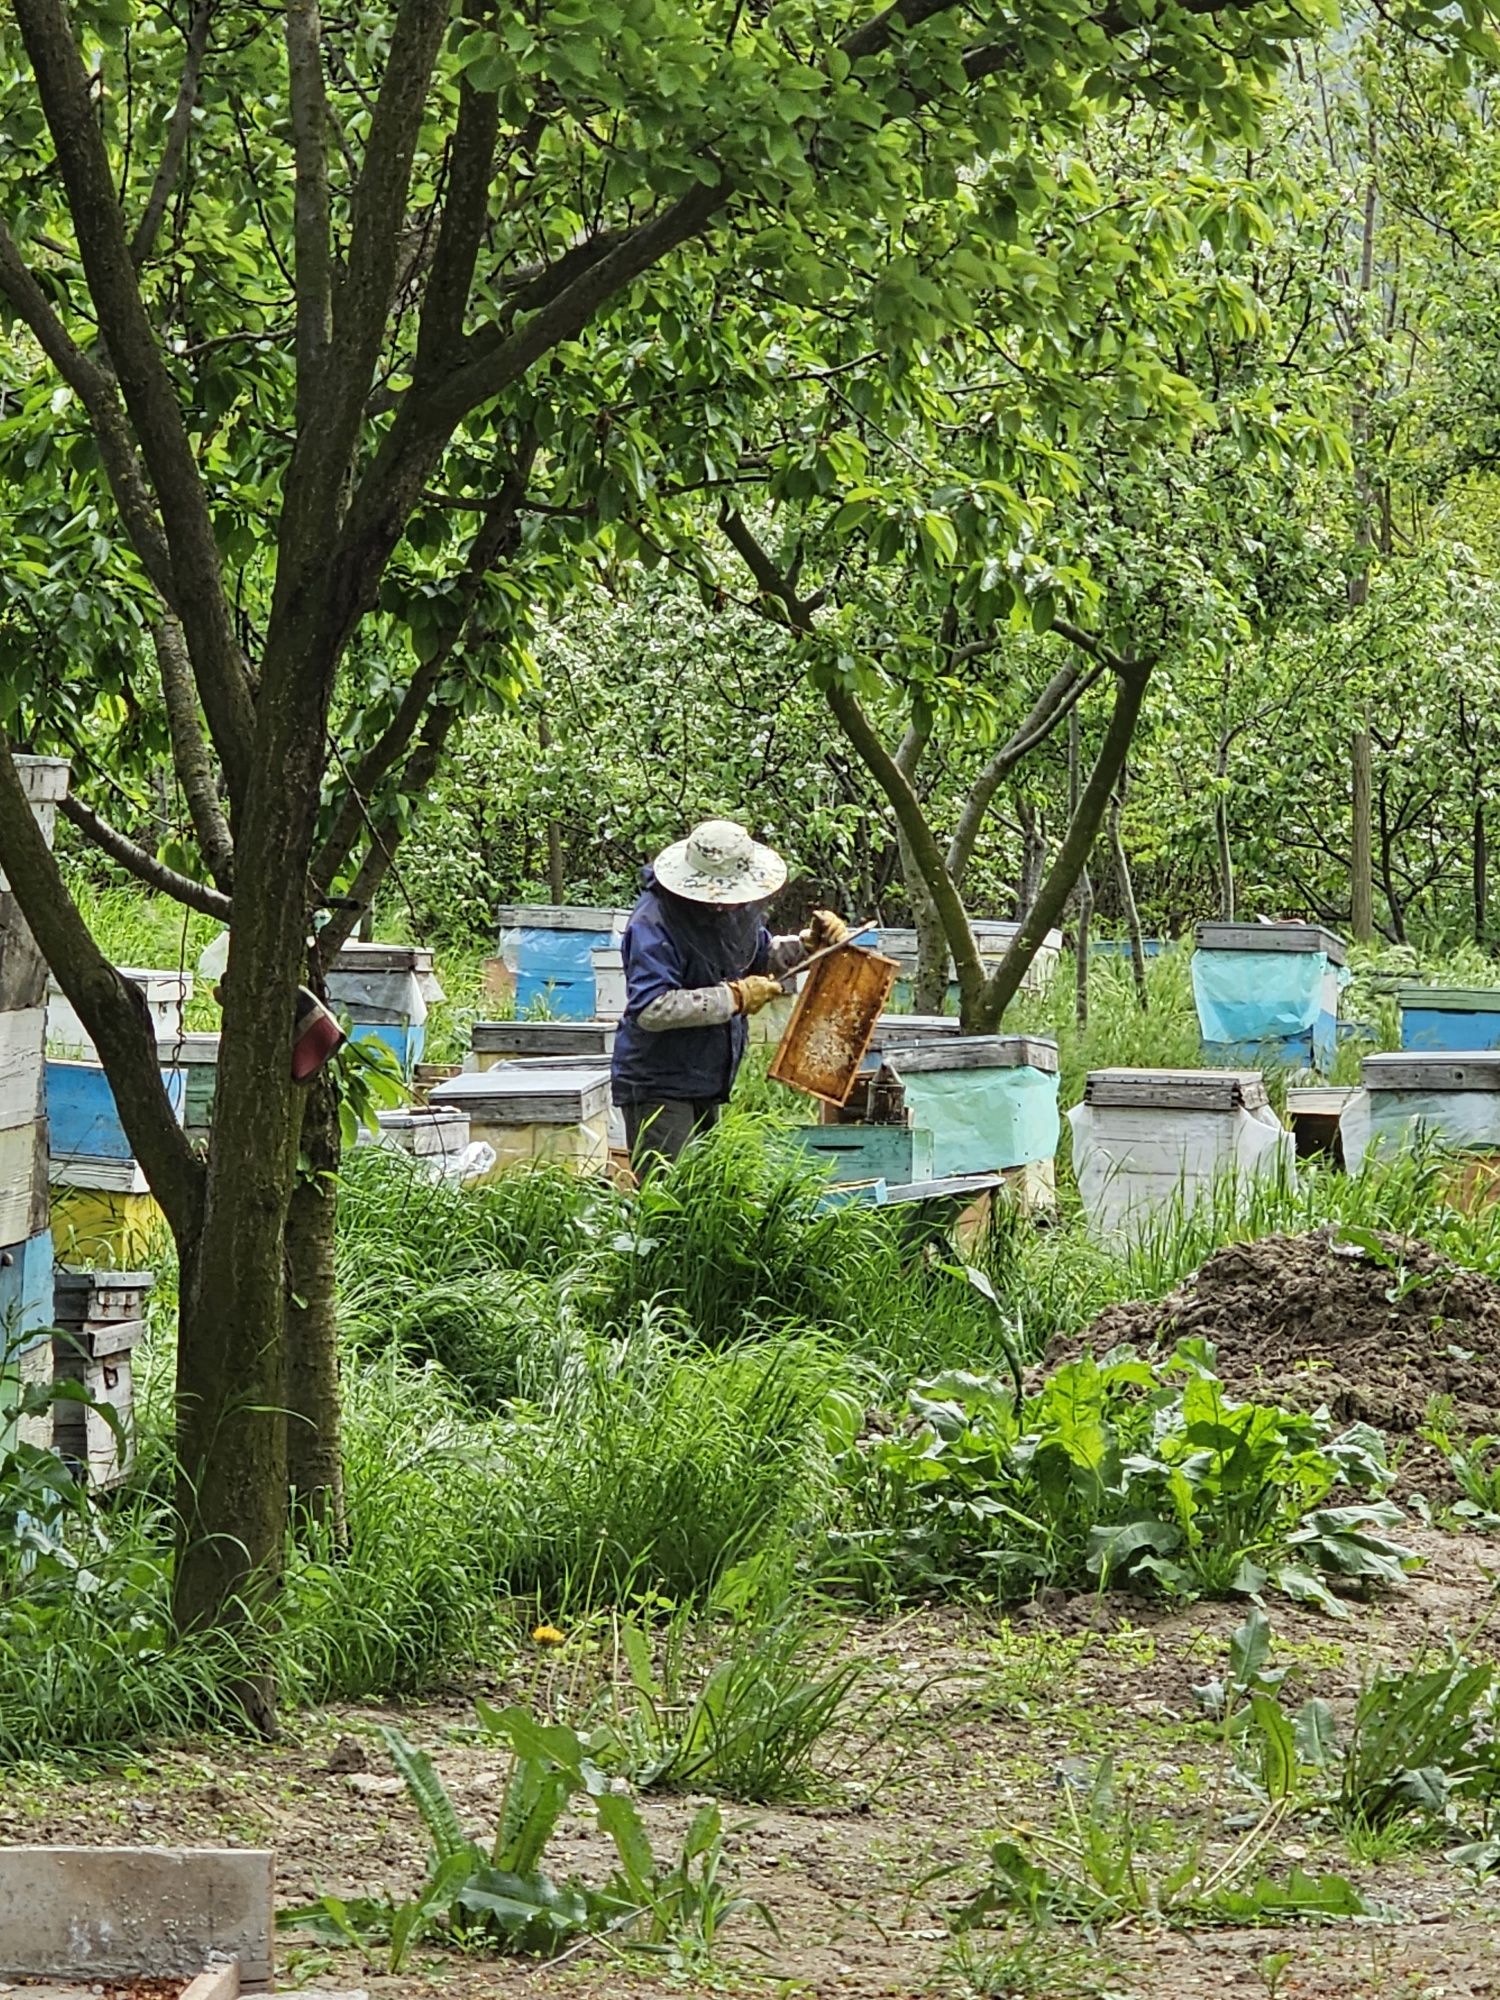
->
xmin=610 ymin=885 xmax=771 ymax=1105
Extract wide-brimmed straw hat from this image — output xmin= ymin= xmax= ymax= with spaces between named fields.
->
xmin=653 ymin=819 xmax=786 ymax=906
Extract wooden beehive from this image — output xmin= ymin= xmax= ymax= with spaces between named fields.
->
xmin=471 ymin=1019 xmax=616 ymax=1065
xmin=1071 ymin=1067 xmax=1291 ymax=1241
xmin=51 ymin=1268 xmax=153 ymax=1489
xmin=430 ymin=1064 xmax=612 ymax=1175
xmin=769 ymin=944 xmax=900 ymax=1106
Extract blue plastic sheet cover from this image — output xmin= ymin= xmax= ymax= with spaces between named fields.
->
xmin=898 ymin=1064 xmax=1060 ymax=1175
xmin=504 ymin=927 xmax=614 ymax=980
xmin=1191 ymin=947 xmax=1337 ymax=1041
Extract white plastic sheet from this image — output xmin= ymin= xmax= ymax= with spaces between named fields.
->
xmin=1069 ymin=1100 xmax=1293 ymax=1242
xmin=1340 ymin=1087 xmax=1500 ymax=1172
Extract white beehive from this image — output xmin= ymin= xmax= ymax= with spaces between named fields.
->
xmin=1069 ymin=1068 xmax=1294 ymax=1241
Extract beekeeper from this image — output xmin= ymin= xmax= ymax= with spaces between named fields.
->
xmin=611 ymin=819 xmax=849 ymax=1173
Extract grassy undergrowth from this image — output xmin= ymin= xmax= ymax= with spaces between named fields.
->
xmin=9 ymin=913 xmax=1500 ymax=1765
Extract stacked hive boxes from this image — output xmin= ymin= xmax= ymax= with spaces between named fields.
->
xmin=51 ymin=1269 xmax=151 ymax=1489
xmin=430 ymin=1065 xmax=611 ymax=1176
xmin=46 ymin=972 xmax=192 ymax=1268
xmin=325 ymin=941 xmax=443 ymax=1078
xmin=496 ymin=906 xmax=629 ymax=1020
xmin=0 ymin=757 xmax=68 ymax=1448
xmin=1191 ymin=922 xmax=1347 ymax=1073
xmin=1069 ymin=1068 xmax=1294 ymax=1241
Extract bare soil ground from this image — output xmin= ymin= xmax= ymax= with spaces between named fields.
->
xmin=3 ymin=1521 xmax=1497 ymax=2000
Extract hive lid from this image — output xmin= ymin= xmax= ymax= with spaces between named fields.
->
xmin=1361 ymin=1051 xmax=1500 ymax=1091
xmin=329 ymin=941 xmax=434 ymax=974
xmin=430 ymin=1063 xmax=611 ymax=1123
xmin=156 ymin=1031 xmax=220 ymax=1063
xmin=496 ymin=904 xmax=630 ymax=933
xmin=1193 ymin=921 xmax=1347 ymax=966
xmin=1393 ymin=984 xmax=1500 ymax=1013
xmin=1084 ymin=1067 xmax=1269 ymax=1110
xmin=472 ymin=1020 xmax=615 ymax=1054
xmin=877 ymin=925 xmax=1065 ymax=956
xmin=869 ymin=1014 xmax=964 ymax=1046
xmin=885 ymin=1035 xmax=1060 ymax=1076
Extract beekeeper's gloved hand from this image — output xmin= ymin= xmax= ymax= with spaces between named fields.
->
xmin=801 ymin=909 xmax=851 ymax=951
xmin=728 ymin=974 xmax=786 ymax=1016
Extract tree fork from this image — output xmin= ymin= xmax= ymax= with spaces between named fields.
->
xmin=971 ymin=656 xmax=1155 ymax=1034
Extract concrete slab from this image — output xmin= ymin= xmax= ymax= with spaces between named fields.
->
xmin=0 ymin=1848 xmax=273 ymax=1985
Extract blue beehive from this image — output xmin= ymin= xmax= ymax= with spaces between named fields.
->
xmin=1396 ymin=985 xmax=1500 ymax=1053
xmin=46 ymin=1058 xmax=186 ymax=1184
xmin=497 ymin=906 xmax=630 ymax=1020
xmin=0 ymin=1228 xmax=54 ymax=1352
xmin=325 ymin=942 xmax=443 ymax=1078
xmin=1192 ymin=922 xmax=1348 ymax=1074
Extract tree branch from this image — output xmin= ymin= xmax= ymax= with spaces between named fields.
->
xmin=15 ymin=0 xmax=255 ymax=803
xmin=310 ymin=433 xmax=539 ymax=896
xmin=0 ymin=217 xmax=176 ymax=606
xmin=0 ymin=741 xmax=203 ymax=1237
xmin=314 ymin=698 xmax=461 ymax=968
xmin=277 ymin=0 xmax=450 ymax=571
xmin=285 ymin=0 xmax=333 ymax=422
xmin=152 ymin=615 xmax=236 ymax=887
xmin=946 ymin=659 xmax=1103 ymax=881
xmin=59 ymin=793 xmax=231 ymax=920
xmin=411 ymin=69 xmax=501 ymax=376
xmin=130 ymin=0 xmax=215 ymax=267
xmin=828 ymin=682 xmax=988 ymax=1020
xmin=974 ymin=657 xmax=1155 ymax=1030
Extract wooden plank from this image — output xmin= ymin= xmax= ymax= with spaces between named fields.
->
xmin=472 ymin=1020 xmax=615 ymax=1058
xmin=53 ymin=1317 xmax=147 ymax=1358
xmin=0 ymin=1122 xmax=40 ymax=1239
xmin=1193 ymin=921 xmax=1347 ymax=965
xmin=496 ymin=903 xmax=629 ymax=933
xmin=0 ymin=1008 xmax=44 ymax=1130
xmin=1085 ymin=1065 xmax=1268 ymax=1110
xmin=1285 ymin=1087 xmax=1356 ymax=1117
xmin=1362 ymin=1051 xmax=1500 ymax=1091
xmin=884 ymin=1034 xmax=1059 ymax=1076
xmin=1394 ymin=984 xmax=1500 ymax=1014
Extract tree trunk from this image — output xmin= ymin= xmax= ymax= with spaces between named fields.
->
xmin=1475 ymin=799 xmax=1488 ymax=947
xmin=285 ymin=1061 xmax=346 ymax=1544
xmin=1109 ymin=783 xmax=1148 ymax=1012
xmin=1070 ymin=710 xmax=1091 ymax=1030
xmin=1016 ymin=800 xmax=1046 ymax=918
xmin=1351 ymin=722 xmax=1374 ymax=943
xmin=1074 ymin=870 xmax=1093 ymax=1030
xmin=537 ymin=709 xmax=566 ymax=905
xmin=898 ymin=825 xmax=949 ymax=1013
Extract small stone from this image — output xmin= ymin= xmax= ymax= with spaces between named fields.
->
xmin=346 ymin=1772 xmax=404 ymax=1798
xmin=326 ymin=1735 xmax=369 ymax=1775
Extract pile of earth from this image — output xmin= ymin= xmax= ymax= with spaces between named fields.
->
xmin=1052 ymin=1227 xmax=1500 ymax=1443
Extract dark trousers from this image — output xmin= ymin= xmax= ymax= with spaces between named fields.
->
xmin=623 ymin=1098 xmax=722 ymax=1176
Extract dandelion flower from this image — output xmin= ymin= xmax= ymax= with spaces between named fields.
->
xmin=532 ymin=1623 xmax=566 ymax=1646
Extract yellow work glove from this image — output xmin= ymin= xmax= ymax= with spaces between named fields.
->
xmin=728 ymin=974 xmax=785 ymax=1016
xmin=801 ymin=909 xmax=852 ymax=952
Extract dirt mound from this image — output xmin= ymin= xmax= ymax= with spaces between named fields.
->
xmin=1059 ymin=1228 xmax=1500 ymax=1441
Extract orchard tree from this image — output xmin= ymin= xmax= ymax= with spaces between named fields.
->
xmin=0 ymin=0 xmax=1490 ymax=1687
